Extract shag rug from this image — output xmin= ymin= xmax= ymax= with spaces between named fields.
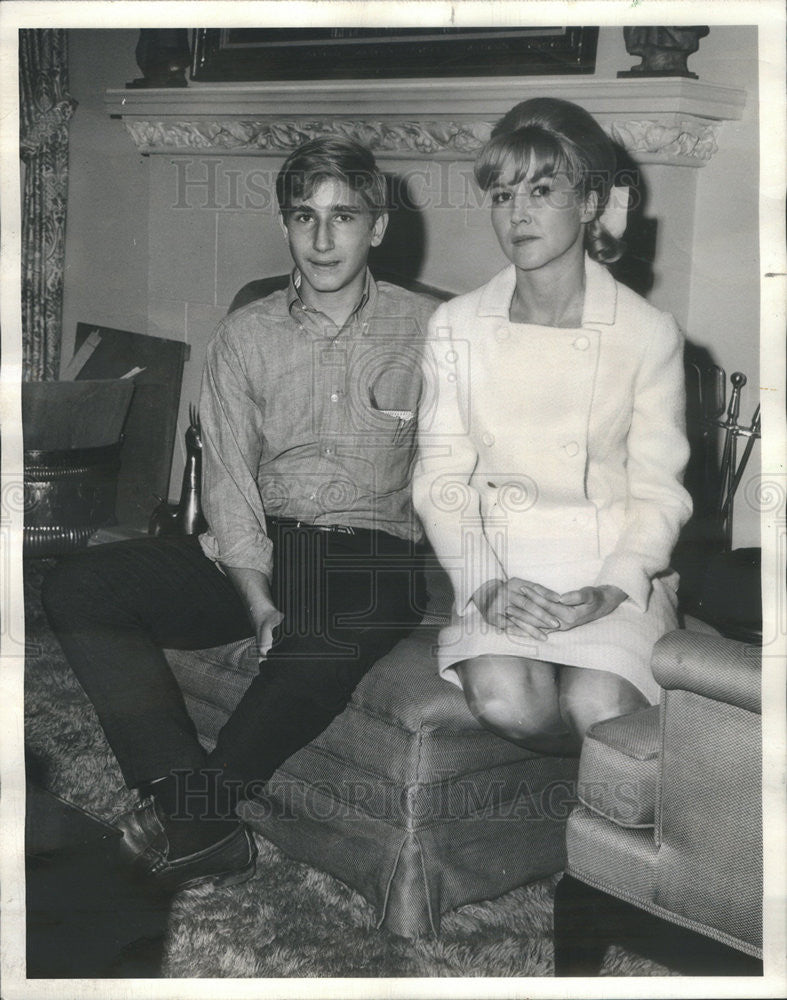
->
xmin=23 ymin=559 xmax=675 ymax=981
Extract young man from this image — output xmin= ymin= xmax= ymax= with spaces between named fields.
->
xmin=43 ymin=137 xmax=438 ymax=891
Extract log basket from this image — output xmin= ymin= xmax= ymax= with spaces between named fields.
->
xmin=23 ymin=440 xmax=124 ymax=557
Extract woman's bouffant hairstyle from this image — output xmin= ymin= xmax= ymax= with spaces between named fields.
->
xmin=474 ymin=98 xmax=623 ymax=264
xmin=276 ymin=136 xmax=387 ymax=219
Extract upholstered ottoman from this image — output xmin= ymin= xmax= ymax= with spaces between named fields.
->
xmin=165 ymin=599 xmax=578 ymax=937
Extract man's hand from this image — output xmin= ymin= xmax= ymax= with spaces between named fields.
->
xmin=554 ymin=585 xmax=628 ymax=630
xmin=249 ymin=596 xmax=284 ymax=657
xmin=223 ymin=566 xmax=284 ymax=658
xmin=472 ymin=578 xmax=566 ymax=641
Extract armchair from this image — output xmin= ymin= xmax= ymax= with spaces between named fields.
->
xmin=554 ymin=626 xmax=763 ymax=974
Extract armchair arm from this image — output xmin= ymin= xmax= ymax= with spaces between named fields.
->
xmin=650 ymin=628 xmax=762 ymax=954
xmin=651 ymin=629 xmax=760 ymax=714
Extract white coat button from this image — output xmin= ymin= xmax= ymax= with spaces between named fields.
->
xmin=445 ymin=350 xmax=458 ymax=363
xmin=482 ymin=432 xmax=495 ymax=447
xmin=330 ymin=392 xmax=340 ymax=402
xmin=573 ymin=336 xmax=590 ymax=351
xmin=564 ymin=441 xmax=579 ymax=457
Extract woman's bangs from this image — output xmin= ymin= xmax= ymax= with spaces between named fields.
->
xmin=475 ymin=127 xmax=580 ymax=190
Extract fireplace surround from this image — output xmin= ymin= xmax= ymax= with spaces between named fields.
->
xmin=107 ymin=76 xmax=743 ymax=164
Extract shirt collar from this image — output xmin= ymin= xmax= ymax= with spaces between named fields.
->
xmin=287 ymin=268 xmax=377 ymax=329
xmin=477 ymin=254 xmax=618 ymax=327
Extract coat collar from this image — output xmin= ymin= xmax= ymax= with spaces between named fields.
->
xmin=477 ymin=254 xmax=618 ymax=327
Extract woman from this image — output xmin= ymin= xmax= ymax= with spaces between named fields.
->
xmin=413 ymin=98 xmax=692 ymax=754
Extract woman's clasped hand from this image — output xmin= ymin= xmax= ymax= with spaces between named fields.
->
xmin=472 ymin=578 xmax=629 ymax=641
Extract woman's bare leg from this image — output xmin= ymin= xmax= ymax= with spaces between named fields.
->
xmin=454 ymin=655 xmax=580 ymax=755
xmin=558 ymin=666 xmax=649 ymax=744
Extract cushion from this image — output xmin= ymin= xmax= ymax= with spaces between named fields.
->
xmin=577 ymin=706 xmax=660 ymax=828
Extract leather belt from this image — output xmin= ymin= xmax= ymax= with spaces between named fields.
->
xmin=268 ymin=517 xmax=357 ymax=535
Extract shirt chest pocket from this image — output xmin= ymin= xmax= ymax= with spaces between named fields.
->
xmin=368 ymin=361 xmax=421 ymax=411
xmin=335 ymin=341 xmax=423 ymax=437
xmin=364 ymin=356 xmax=421 ymax=424
xmin=357 ymin=401 xmax=416 ymax=444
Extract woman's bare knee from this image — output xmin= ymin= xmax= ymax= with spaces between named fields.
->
xmin=466 ymin=692 xmax=542 ymax=744
xmin=559 ymin=666 xmax=649 ymax=741
xmin=454 ymin=656 xmax=575 ymax=752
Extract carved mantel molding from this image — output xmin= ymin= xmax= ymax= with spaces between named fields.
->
xmin=106 ymin=77 xmax=746 ymax=166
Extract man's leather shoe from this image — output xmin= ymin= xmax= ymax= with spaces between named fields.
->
xmin=115 ymin=798 xmax=167 ymax=863
xmin=114 ymin=798 xmax=257 ymax=891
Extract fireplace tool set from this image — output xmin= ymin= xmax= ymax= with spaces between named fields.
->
xmin=689 ymin=366 xmax=761 ymax=551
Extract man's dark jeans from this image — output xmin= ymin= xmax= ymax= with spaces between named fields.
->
xmin=42 ymin=521 xmax=425 ymax=797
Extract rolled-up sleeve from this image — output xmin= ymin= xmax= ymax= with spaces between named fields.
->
xmin=595 ymin=312 xmax=693 ymax=610
xmin=199 ymin=323 xmax=273 ymax=578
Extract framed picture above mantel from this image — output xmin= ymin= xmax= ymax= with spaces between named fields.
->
xmin=190 ymin=27 xmax=599 ymax=82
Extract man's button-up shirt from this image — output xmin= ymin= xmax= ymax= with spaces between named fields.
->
xmin=199 ymin=271 xmax=439 ymax=579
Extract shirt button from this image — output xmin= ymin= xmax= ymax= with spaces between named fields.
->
xmin=324 ymin=446 xmax=333 ymax=456
xmin=309 ymin=493 xmax=316 ymax=501
xmin=573 ymin=336 xmax=590 ymax=351
xmin=482 ymin=432 xmax=495 ymax=447
xmin=445 ymin=350 xmax=458 ymax=363
xmin=330 ymin=392 xmax=340 ymax=402
xmin=564 ymin=441 xmax=580 ymax=457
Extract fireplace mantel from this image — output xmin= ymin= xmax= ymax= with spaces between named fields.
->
xmin=106 ymin=76 xmax=746 ymax=166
